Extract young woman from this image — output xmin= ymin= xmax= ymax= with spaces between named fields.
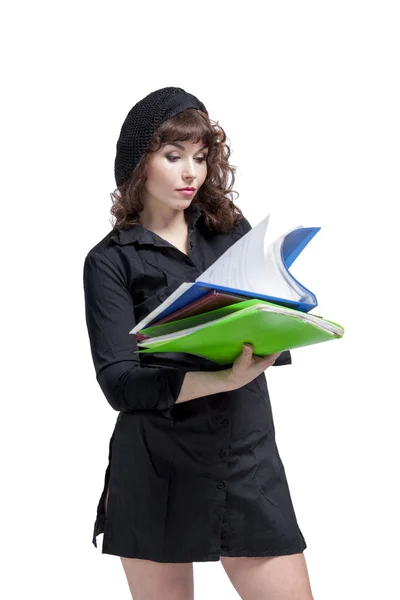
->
xmin=83 ymin=87 xmax=314 ymax=600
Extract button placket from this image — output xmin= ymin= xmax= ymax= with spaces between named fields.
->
xmin=213 ymin=397 xmax=231 ymax=551
xmin=218 ymin=416 xmax=229 ymax=459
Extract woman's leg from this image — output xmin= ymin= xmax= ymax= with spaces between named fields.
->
xmin=104 ymin=484 xmax=194 ymax=600
xmin=220 ymin=553 xmax=314 ymax=600
xmin=120 ymin=557 xmax=194 ymax=600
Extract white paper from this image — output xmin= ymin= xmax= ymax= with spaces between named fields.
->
xmin=197 ymin=214 xmax=271 ymax=290
xmin=196 ymin=213 xmax=310 ymax=301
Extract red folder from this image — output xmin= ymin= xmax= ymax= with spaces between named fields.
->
xmin=135 ymin=290 xmax=248 ymax=341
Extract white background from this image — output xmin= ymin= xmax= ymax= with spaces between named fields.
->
xmin=2 ymin=1 xmax=399 ymax=598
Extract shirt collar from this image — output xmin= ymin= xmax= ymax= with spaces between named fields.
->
xmin=111 ymin=202 xmax=204 ymax=246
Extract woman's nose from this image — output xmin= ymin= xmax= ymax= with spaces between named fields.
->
xmin=182 ymin=158 xmax=197 ymax=177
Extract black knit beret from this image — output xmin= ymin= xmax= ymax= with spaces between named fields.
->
xmin=114 ymin=86 xmax=208 ymax=187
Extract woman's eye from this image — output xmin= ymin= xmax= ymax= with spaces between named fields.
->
xmin=166 ymin=155 xmax=207 ymax=163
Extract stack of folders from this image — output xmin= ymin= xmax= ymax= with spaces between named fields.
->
xmin=130 ymin=213 xmax=345 ymax=366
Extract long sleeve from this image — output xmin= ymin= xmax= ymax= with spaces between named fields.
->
xmin=83 ymin=251 xmax=187 ymax=414
xmin=237 ymin=215 xmax=292 ymax=367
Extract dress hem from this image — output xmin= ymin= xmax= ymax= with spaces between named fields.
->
xmin=93 ymin=535 xmax=307 ymax=563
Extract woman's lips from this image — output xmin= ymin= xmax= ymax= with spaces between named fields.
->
xmin=176 ymin=189 xmax=195 ymax=196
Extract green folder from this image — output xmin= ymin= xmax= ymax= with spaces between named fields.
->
xmin=135 ymin=299 xmax=344 ymax=365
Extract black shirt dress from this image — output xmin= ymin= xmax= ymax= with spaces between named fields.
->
xmin=83 ymin=201 xmax=307 ymax=563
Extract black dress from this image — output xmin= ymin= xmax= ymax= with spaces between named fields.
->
xmin=83 ymin=202 xmax=307 ymax=563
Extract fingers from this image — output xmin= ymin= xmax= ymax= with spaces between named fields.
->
xmin=242 ymin=344 xmax=281 ymax=362
xmin=234 ymin=345 xmax=282 ymax=386
xmin=264 ymin=352 xmax=282 ymax=364
xmin=268 ymin=352 xmax=282 ymax=361
xmin=242 ymin=343 xmax=253 ymax=354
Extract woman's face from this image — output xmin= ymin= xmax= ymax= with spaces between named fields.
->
xmin=143 ymin=140 xmax=208 ymax=211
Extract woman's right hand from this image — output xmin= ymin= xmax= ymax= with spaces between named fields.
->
xmin=223 ymin=344 xmax=282 ymax=390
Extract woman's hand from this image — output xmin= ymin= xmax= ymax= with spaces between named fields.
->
xmin=223 ymin=344 xmax=282 ymax=390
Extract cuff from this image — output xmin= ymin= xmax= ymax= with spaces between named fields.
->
xmin=158 ymin=368 xmax=187 ymax=412
xmin=272 ymin=349 xmax=292 ymax=366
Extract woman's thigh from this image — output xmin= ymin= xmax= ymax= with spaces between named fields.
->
xmin=120 ymin=557 xmax=194 ymax=600
xmin=220 ymin=553 xmax=314 ymax=600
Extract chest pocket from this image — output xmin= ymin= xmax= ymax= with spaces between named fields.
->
xmin=131 ymin=247 xmax=199 ymax=322
xmin=132 ymin=268 xmax=192 ymax=325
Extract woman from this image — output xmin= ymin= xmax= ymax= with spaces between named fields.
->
xmin=83 ymin=87 xmax=314 ymax=600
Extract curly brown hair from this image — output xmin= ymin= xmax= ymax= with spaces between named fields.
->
xmin=109 ymin=108 xmax=245 ymax=233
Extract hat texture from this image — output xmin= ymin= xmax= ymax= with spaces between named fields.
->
xmin=114 ymin=87 xmax=208 ymax=187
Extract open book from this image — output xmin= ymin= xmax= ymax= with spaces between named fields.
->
xmin=131 ymin=213 xmax=320 ymax=335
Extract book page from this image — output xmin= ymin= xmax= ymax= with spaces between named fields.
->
xmin=264 ymin=232 xmax=312 ymax=300
xmin=197 ymin=214 xmax=307 ymax=300
xmin=197 ymin=214 xmax=271 ymax=291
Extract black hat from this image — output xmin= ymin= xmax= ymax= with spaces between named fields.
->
xmin=114 ymin=86 xmax=208 ymax=187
